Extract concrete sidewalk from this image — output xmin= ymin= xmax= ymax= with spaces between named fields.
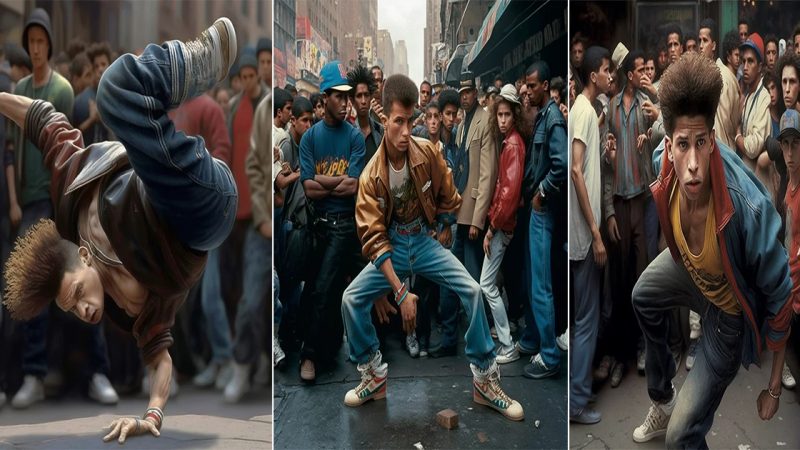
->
xmin=0 ymin=384 xmax=271 ymax=449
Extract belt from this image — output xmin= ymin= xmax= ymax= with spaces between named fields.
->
xmin=317 ymin=211 xmax=354 ymax=222
xmin=391 ymin=218 xmax=425 ymax=235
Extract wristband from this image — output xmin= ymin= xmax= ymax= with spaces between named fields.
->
xmin=396 ymin=290 xmax=409 ymax=305
xmin=143 ymin=407 xmax=164 ymax=430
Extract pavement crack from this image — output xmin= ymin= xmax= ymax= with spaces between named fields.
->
xmin=730 ymin=419 xmax=756 ymax=446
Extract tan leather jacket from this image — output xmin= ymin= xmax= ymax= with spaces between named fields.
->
xmin=25 ymin=100 xmax=207 ymax=365
xmin=356 ymin=136 xmax=461 ymax=265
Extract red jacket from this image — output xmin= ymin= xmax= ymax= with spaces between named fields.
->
xmin=487 ymin=128 xmax=525 ymax=232
xmin=168 ymin=94 xmax=231 ymax=166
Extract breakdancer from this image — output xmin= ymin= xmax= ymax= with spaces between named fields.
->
xmin=1 ymin=18 xmax=239 ymax=443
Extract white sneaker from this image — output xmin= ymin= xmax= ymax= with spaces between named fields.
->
xmin=88 ymin=373 xmax=119 ymax=404
xmin=556 ymin=329 xmax=569 ymax=351
xmin=405 ymin=332 xmax=420 ymax=358
xmin=496 ymin=345 xmax=520 ymax=364
xmin=11 ymin=375 xmax=44 ymax=409
xmin=274 ymin=336 xmax=286 ymax=367
xmin=215 ymin=361 xmax=234 ymax=390
xmin=224 ymin=362 xmax=251 ymax=403
xmin=344 ymin=352 xmax=388 ymax=407
xmin=782 ymin=362 xmax=796 ymax=389
xmin=632 ymin=392 xmax=676 ymax=443
xmin=193 ymin=361 xmax=221 ymax=387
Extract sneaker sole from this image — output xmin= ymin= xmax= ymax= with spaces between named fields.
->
xmin=213 ymin=17 xmax=237 ymax=80
xmin=472 ymin=392 xmax=524 ymax=421
xmin=496 ymin=355 xmax=520 ymax=364
xmin=570 ymin=415 xmax=601 ymax=425
xmin=344 ymin=386 xmax=386 ymax=407
xmin=633 ymin=428 xmax=666 ymax=443
xmin=524 ymin=367 xmax=560 ymax=379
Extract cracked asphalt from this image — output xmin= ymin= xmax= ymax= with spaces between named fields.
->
xmin=569 ymin=349 xmax=800 ymax=449
xmin=274 ymin=325 xmax=568 ymax=449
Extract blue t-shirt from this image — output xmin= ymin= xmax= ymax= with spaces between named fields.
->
xmin=299 ymin=119 xmax=366 ymax=214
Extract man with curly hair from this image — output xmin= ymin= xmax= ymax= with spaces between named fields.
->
xmin=347 ymin=65 xmax=382 ymax=162
xmin=631 ymin=53 xmax=792 ymax=446
xmin=0 ymin=18 xmax=238 ymax=443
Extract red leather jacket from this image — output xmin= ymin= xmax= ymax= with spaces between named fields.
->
xmin=487 ymin=128 xmax=525 ymax=233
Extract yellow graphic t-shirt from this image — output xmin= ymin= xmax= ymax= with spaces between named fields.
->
xmin=670 ymin=184 xmax=741 ymax=315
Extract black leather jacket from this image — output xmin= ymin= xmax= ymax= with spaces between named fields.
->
xmin=25 ymin=100 xmax=206 ymax=365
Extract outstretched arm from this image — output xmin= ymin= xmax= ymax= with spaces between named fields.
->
xmin=0 ymin=92 xmax=33 ymax=129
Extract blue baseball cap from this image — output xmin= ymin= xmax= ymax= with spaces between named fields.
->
xmin=320 ymin=61 xmax=352 ymax=93
xmin=779 ymin=109 xmax=800 ymax=142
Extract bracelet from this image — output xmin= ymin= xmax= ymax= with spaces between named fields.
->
xmin=143 ymin=407 xmax=164 ymax=430
xmin=396 ymin=290 xmax=409 ymax=305
xmin=394 ymin=282 xmax=407 ymax=301
xmin=768 ymin=387 xmax=781 ymax=399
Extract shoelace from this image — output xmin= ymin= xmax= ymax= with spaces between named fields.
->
xmin=184 ymin=26 xmax=221 ymax=86
xmin=783 ymin=363 xmax=795 ymax=382
xmin=356 ymin=368 xmax=376 ymax=392
xmin=643 ymin=403 xmax=666 ymax=430
xmin=487 ymin=372 xmax=512 ymax=405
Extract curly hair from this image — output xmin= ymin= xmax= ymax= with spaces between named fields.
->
xmin=3 ymin=219 xmax=81 ymax=320
xmin=87 ymin=42 xmax=113 ymax=66
xmin=489 ymin=96 xmax=531 ymax=143
xmin=658 ymin=52 xmax=722 ymax=136
xmin=347 ymin=65 xmax=377 ymax=97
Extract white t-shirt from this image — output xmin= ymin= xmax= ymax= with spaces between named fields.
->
xmin=568 ymin=93 xmax=602 ymax=261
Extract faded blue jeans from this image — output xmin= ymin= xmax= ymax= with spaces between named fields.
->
xmin=438 ymin=224 xmax=486 ymax=348
xmin=522 ymin=206 xmax=559 ymax=367
xmin=232 ymin=227 xmax=271 ymax=365
xmin=633 ymin=249 xmax=744 ymax=448
xmin=342 ymin=219 xmax=495 ymax=369
xmin=96 ymin=40 xmax=237 ymax=252
xmin=199 ymin=247 xmax=232 ymax=364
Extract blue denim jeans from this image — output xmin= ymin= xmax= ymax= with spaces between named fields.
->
xmin=232 ymin=227 xmax=271 ymax=365
xmin=523 ymin=206 xmax=559 ymax=367
xmin=569 ymin=251 xmax=600 ymax=415
xmin=438 ymin=224 xmax=485 ymax=348
xmin=199 ymin=247 xmax=232 ymax=363
xmin=274 ymin=267 xmax=282 ymax=327
xmin=19 ymin=200 xmax=111 ymax=377
xmin=633 ymin=249 xmax=744 ymax=448
xmin=96 ymin=41 xmax=237 ymax=252
xmin=342 ymin=220 xmax=495 ymax=369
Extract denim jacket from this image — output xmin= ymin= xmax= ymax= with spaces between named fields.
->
xmin=524 ymin=98 xmax=567 ymax=204
xmin=651 ymin=138 xmax=794 ymax=368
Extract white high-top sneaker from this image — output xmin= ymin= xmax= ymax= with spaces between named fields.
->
xmin=224 ymin=362 xmax=251 ymax=403
xmin=11 ymin=375 xmax=44 ymax=409
xmin=344 ymin=351 xmax=388 ymax=407
xmin=178 ymin=18 xmax=237 ymax=102
xmin=633 ymin=388 xmax=677 ymax=442
xmin=472 ymin=361 xmax=524 ymax=421
xmin=88 ymin=373 xmax=119 ymax=405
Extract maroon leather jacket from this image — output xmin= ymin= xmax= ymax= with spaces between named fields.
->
xmin=26 ymin=100 xmax=206 ymax=365
xmin=487 ymin=128 xmax=525 ymax=233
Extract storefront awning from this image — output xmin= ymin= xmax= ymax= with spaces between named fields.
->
xmin=464 ymin=0 xmax=567 ymax=83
